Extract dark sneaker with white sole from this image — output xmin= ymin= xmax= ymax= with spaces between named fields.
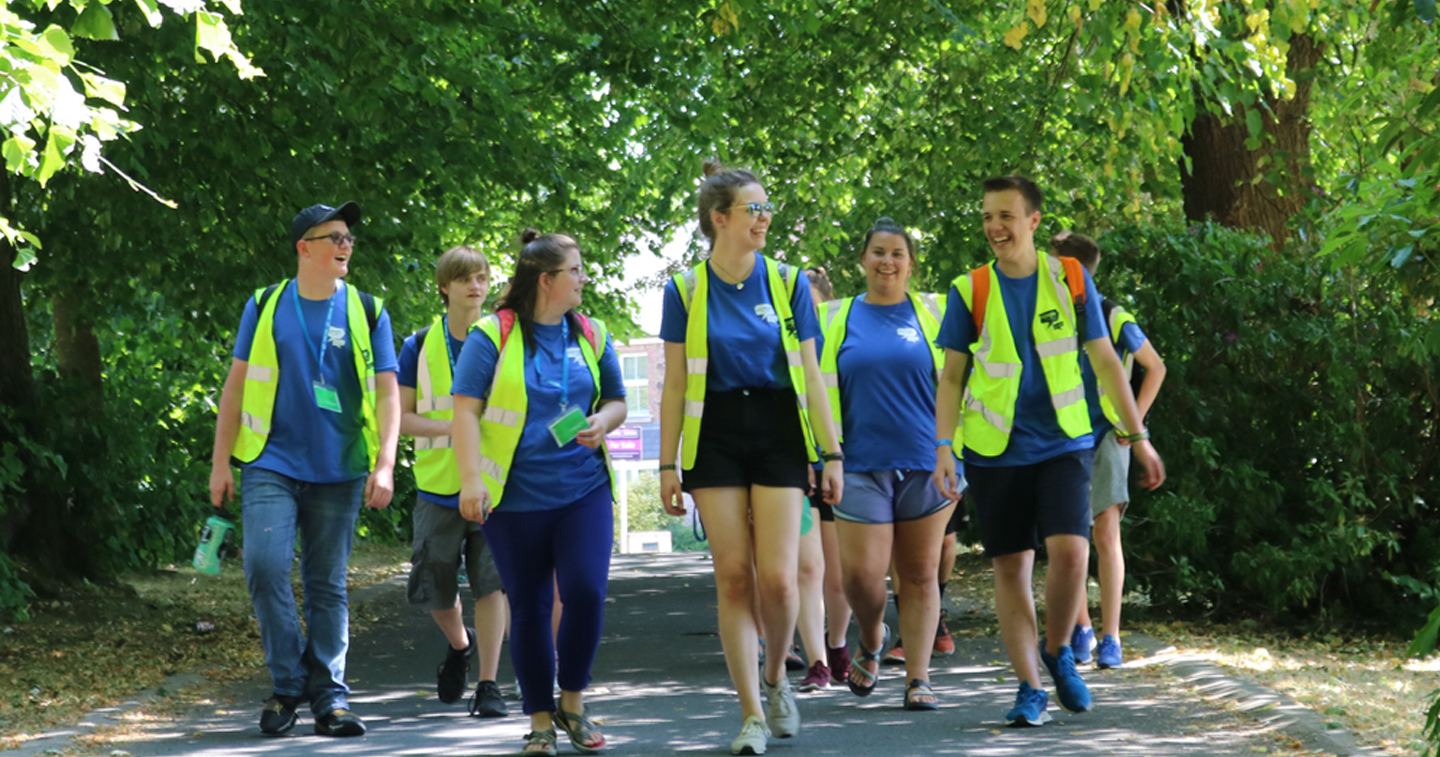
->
xmin=314 ymin=707 xmax=366 ymax=737
xmin=437 ymin=626 xmax=477 ymax=704
xmin=259 ymin=693 xmax=302 ymax=735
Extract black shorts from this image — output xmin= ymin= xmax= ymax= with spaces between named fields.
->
xmin=807 ymin=490 xmax=835 ymax=522
xmin=967 ymin=448 xmax=1094 ymax=558
xmin=944 ymin=491 xmax=966 ymax=535
xmin=682 ymin=388 xmax=810 ymax=493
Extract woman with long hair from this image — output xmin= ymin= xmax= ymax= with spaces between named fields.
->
xmin=817 ymin=217 xmax=957 ymax=710
xmin=453 ymin=230 xmax=627 ymax=755
xmin=660 ymin=160 xmax=843 ymax=756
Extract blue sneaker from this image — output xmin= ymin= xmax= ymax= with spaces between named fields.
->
xmin=1004 ymin=681 xmax=1051 ymax=727
xmin=1096 ymin=635 xmax=1123 ymax=669
xmin=1039 ymin=643 xmax=1092 ymax=713
xmin=1070 ymin=625 xmax=1096 ymax=664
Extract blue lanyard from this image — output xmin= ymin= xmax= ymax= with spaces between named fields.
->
xmin=441 ymin=315 xmax=459 ymax=372
xmin=294 ymin=281 xmax=340 ymax=385
xmin=538 ymin=318 xmax=571 ymax=409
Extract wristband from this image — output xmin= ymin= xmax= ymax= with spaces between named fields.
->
xmin=1123 ymin=430 xmax=1150 ymax=443
xmin=934 ymin=439 xmax=953 ymax=448
xmin=658 ymin=464 xmax=677 ymax=472
xmin=821 ymin=452 xmax=844 ymax=463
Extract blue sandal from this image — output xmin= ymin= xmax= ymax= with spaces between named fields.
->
xmin=847 ymin=623 xmax=889 ymax=697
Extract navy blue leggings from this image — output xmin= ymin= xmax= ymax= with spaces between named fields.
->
xmin=482 ymin=482 xmax=613 ymax=714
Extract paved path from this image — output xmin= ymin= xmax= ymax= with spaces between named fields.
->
xmin=5 ymin=553 xmax=1377 ymax=756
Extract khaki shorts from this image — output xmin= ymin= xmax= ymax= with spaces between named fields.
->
xmin=406 ymin=498 xmax=503 ymax=611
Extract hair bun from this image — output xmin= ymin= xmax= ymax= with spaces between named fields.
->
xmin=520 ymin=228 xmax=540 ymax=246
xmin=702 ymin=158 xmax=724 ymax=178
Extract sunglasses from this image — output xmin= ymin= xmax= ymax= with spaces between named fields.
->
xmin=728 ymin=202 xmax=776 ymax=217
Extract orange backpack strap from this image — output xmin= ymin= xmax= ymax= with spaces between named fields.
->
xmin=1059 ymin=257 xmax=1087 ymax=306
xmin=572 ymin=312 xmax=600 ymax=355
xmin=496 ymin=308 xmax=518 ymax=351
xmin=970 ymin=264 xmax=991 ymax=335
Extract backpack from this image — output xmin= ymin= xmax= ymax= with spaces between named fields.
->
xmin=968 ymin=257 xmax=1088 ymax=338
xmin=494 ymin=308 xmax=600 ymax=355
xmin=256 ymin=280 xmax=380 ymax=332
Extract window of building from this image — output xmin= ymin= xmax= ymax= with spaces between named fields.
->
xmin=622 ymin=354 xmax=651 ymax=420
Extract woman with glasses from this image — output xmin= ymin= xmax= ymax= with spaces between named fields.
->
xmin=660 ymin=159 xmax=843 ymax=756
xmin=452 ymin=229 xmax=626 ymax=756
xmin=817 ymin=217 xmax=957 ymax=710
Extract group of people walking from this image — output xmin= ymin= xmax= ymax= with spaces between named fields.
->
xmin=207 ymin=165 xmax=1166 ymax=756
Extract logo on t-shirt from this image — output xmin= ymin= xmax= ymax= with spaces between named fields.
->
xmin=1039 ymin=309 xmax=1063 ymax=331
xmin=897 ymin=327 xmax=921 ymax=343
xmin=567 ymin=346 xmax=583 ymax=361
xmin=326 ymin=325 xmax=348 ymax=348
xmin=754 ymin=304 xmax=779 ymax=325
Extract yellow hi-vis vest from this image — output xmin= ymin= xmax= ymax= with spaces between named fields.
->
xmin=817 ymin=293 xmax=960 ymax=448
xmin=1096 ymin=302 xmax=1139 ymax=434
xmin=955 ymin=253 xmax=1092 ymax=456
xmin=412 ymin=317 xmax=462 ymax=495
xmin=471 ymin=310 xmax=617 ymax=511
xmin=673 ymin=256 xmax=818 ymax=471
xmin=234 ymin=279 xmax=382 ymax=470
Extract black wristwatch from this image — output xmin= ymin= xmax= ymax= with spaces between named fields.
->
xmin=821 ymin=451 xmax=845 ymax=463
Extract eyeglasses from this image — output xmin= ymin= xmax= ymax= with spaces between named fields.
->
xmin=728 ymin=202 xmax=776 ymax=217
xmin=547 ymin=265 xmax=588 ymax=280
xmin=303 ymin=232 xmax=356 ymax=247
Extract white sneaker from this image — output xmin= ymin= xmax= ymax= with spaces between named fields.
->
xmin=730 ymin=715 xmax=770 ymax=755
xmin=761 ymin=675 xmax=800 ymax=738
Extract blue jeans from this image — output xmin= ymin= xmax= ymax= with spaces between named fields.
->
xmin=240 ymin=466 xmax=363 ymax=715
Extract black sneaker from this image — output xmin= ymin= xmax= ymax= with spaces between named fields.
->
xmin=259 ymin=694 xmax=302 ymax=735
xmin=437 ymin=626 xmax=477 ymax=704
xmin=314 ymin=707 xmax=366 ymax=737
xmin=469 ymin=679 xmax=510 ymax=718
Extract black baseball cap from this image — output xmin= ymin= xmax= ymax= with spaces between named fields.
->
xmin=290 ymin=201 xmax=361 ymax=246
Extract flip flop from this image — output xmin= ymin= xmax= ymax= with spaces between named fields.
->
xmin=903 ymin=679 xmax=938 ymax=711
xmin=847 ymin=623 xmax=889 ymax=697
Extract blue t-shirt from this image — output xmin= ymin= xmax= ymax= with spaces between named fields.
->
xmin=935 ymin=262 xmax=1107 ymax=467
xmin=232 ymin=280 xmax=399 ymax=484
xmin=659 ymin=254 xmax=821 ymax=392
xmin=398 ymin=322 xmax=470 ymax=507
xmin=450 ymin=318 xmax=625 ymax=512
xmin=1081 ymin=317 xmax=1148 ymax=439
xmin=836 ymin=296 xmax=944 ymax=472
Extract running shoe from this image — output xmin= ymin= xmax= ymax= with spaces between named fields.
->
xmin=933 ymin=610 xmax=956 ymax=656
xmin=436 ymin=626 xmax=476 ymax=704
xmin=1096 ymin=634 xmax=1123 ymax=669
xmin=826 ymin=643 xmax=851 ymax=683
xmin=730 ymin=715 xmax=770 ymax=755
xmin=469 ymin=680 xmax=509 ymax=717
xmin=258 ymin=693 xmax=301 ymax=735
xmin=1004 ymin=681 xmax=1052 ymax=727
xmin=785 ymin=645 xmax=805 ymax=671
xmin=761 ymin=675 xmax=800 ymax=738
xmin=797 ymin=660 xmax=830 ymax=692
xmin=1040 ymin=643 xmax=1092 ymax=713
xmin=881 ymin=639 xmax=905 ymax=665
xmin=1070 ymin=624 xmax=1097 ymax=664
xmin=313 ymin=707 xmax=366 ymax=737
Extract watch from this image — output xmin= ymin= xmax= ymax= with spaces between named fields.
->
xmin=821 ymin=451 xmax=845 ymax=463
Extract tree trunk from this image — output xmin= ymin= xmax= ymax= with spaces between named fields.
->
xmin=1180 ymin=33 xmax=1321 ymax=249
xmin=0 ymin=176 xmax=34 ymax=415
xmin=52 ymin=288 xmax=104 ymax=413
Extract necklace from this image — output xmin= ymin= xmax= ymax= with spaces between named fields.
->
xmin=710 ymin=252 xmax=755 ymax=289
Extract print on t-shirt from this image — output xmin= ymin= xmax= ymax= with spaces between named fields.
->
xmin=897 ymin=327 xmax=921 ymax=343
xmin=326 ymin=325 xmax=347 ymax=349
xmin=754 ymin=303 xmax=779 ymax=324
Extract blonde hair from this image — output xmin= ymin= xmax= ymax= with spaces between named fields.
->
xmin=435 ymin=245 xmax=490 ymax=301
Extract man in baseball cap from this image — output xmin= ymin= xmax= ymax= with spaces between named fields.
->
xmin=210 ymin=200 xmax=401 ymax=737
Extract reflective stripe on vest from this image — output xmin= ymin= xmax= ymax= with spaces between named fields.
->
xmin=233 ymin=279 xmax=382 ymax=469
xmin=955 ymin=254 xmax=1091 ymax=456
xmin=414 ymin=318 xmax=461 ymax=495
xmin=674 ymin=256 xmax=816 ymax=470
xmin=1096 ymin=304 xmax=1139 ymax=433
xmin=817 ymin=293 xmax=959 ymax=448
xmin=472 ymin=314 xmax=617 ymax=511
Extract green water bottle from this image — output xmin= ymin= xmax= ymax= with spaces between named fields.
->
xmin=192 ymin=515 xmax=235 ymax=575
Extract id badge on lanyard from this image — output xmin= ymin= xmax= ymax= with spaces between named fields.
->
xmin=296 ymin=283 xmax=343 ymax=413
xmin=542 ymin=319 xmax=587 ymax=447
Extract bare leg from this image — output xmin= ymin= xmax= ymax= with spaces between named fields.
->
xmin=473 ymin=589 xmax=506 ymax=682
xmin=1042 ymin=534 xmax=1090 ymax=656
xmin=835 ymin=519 xmax=891 ymax=689
xmin=750 ymin=485 xmax=802 ymax=690
xmin=1092 ymin=505 xmax=1125 ymax=639
xmin=431 ymin=596 xmax=469 ymax=650
xmin=818 ymin=519 xmax=851 ymax=649
xmin=893 ymin=503 xmax=953 ymax=686
xmin=795 ymin=512 xmax=827 ymax=666
xmin=992 ymin=551 xmax=1040 ymax=687
xmin=696 ymin=488 xmax=767 ymax=722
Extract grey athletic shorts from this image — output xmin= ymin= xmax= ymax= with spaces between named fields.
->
xmin=834 ymin=469 xmax=953 ymax=525
xmin=1090 ymin=430 xmax=1131 ymax=518
xmin=407 ymin=497 xmax=504 ymax=611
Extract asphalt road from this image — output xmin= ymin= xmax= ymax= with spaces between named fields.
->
xmin=6 ymin=552 xmax=1374 ymax=757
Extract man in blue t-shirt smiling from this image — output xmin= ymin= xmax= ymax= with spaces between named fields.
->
xmin=932 ymin=176 xmax=1165 ymax=727
xmin=209 ymin=202 xmax=400 ymax=738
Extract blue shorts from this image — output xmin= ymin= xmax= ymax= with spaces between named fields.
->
xmin=834 ymin=469 xmax=952 ymax=525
